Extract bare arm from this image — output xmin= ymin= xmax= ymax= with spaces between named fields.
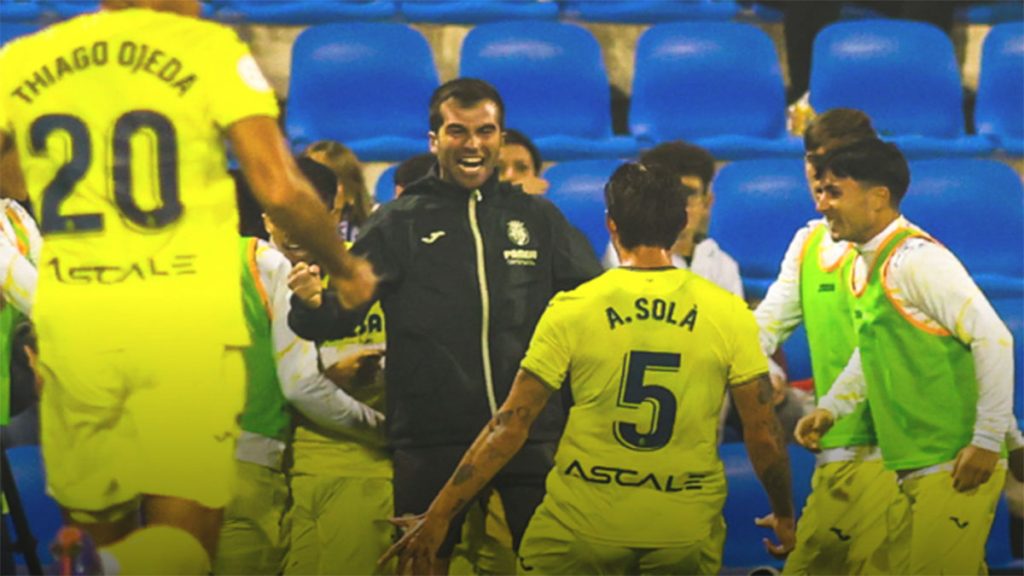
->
xmin=380 ymin=369 xmax=554 ymax=574
xmin=730 ymin=373 xmax=795 ymax=558
xmin=228 ymin=117 xmax=376 ymax=307
xmin=0 ymin=131 xmax=27 ymax=202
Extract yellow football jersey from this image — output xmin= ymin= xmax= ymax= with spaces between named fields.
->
xmin=0 ymin=8 xmax=278 ymax=348
xmin=521 ymin=267 xmax=768 ymax=547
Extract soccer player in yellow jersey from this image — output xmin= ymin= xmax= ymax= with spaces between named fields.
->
xmin=0 ymin=1 xmax=374 ymax=573
xmin=383 ymin=162 xmax=796 ymax=575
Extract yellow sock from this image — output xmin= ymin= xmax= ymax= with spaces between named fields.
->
xmin=102 ymin=525 xmax=210 ymax=575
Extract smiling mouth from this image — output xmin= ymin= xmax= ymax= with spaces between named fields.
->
xmin=458 ymin=157 xmax=485 ymax=170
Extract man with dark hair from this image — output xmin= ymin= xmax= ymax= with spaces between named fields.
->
xmin=393 ymin=153 xmax=436 ymax=198
xmin=796 ymin=138 xmax=1015 ymax=574
xmin=287 ymin=77 xmax=601 ymax=574
xmin=382 ymin=162 xmax=795 ymax=575
xmin=217 ymin=158 xmax=384 ymax=575
xmin=605 ymin=141 xmax=743 ymax=298
xmin=499 ymin=129 xmax=548 ymax=195
xmin=753 ymin=109 xmax=905 ymax=574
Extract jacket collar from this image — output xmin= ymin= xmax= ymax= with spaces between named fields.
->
xmin=406 ymin=163 xmax=503 ymax=200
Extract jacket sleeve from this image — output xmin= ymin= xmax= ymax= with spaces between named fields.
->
xmin=545 ymin=202 xmax=603 ymax=292
xmin=287 ymin=207 xmax=401 ymax=342
xmin=288 ymin=291 xmax=373 ymax=342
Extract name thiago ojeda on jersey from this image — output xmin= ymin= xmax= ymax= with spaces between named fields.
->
xmin=11 ymin=40 xmax=197 ymax=104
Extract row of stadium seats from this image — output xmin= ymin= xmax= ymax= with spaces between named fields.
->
xmin=3 ymin=0 xmax=1020 ymax=26
xmin=285 ymin=20 xmax=1024 ymax=162
xmin=8 ymin=440 xmax=1020 ymax=571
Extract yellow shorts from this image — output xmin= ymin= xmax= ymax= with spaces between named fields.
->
xmin=518 ymin=502 xmax=724 ymax=575
xmin=892 ymin=464 xmax=1006 ymax=575
xmin=39 ymin=338 xmax=246 ymax=513
xmin=214 ymin=461 xmax=288 ymax=575
xmin=284 ymin=474 xmax=394 ymax=576
xmin=784 ymin=457 xmax=903 ymax=575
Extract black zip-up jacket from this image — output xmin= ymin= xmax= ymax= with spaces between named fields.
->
xmin=288 ymin=168 xmax=603 ymax=448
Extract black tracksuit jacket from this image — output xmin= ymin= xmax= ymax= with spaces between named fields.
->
xmin=288 ymin=169 xmax=603 ymax=449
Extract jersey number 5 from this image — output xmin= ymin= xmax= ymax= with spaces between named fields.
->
xmin=29 ymin=111 xmax=183 ymax=235
xmin=614 ymin=351 xmax=680 ymax=451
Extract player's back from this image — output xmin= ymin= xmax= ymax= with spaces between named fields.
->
xmin=0 ymin=8 xmax=278 ymax=348
xmin=533 ymin=268 xmax=766 ymax=546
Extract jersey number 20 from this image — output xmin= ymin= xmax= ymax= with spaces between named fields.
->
xmin=29 ymin=111 xmax=183 ymax=234
xmin=614 ymin=351 xmax=680 ymax=451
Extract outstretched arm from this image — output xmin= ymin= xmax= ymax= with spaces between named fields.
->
xmin=380 ymin=369 xmax=554 ymax=575
xmin=731 ymin=373 xmax=795 ymax=558
xmin=229 ymin=116 xmax=376 ymax=308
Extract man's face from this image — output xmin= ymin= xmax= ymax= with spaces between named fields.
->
xmin=680 ymin=175 xmax=712 ymax=243
xmin=814 ymin=170 xmax=881 ymax=244
xmin=429 ymin=99 xmax=502 ymax=191
xmin=498 ymin=143 xmax=537 ymax=184
xmin=804 ymin=146 xmax=826 ymax=201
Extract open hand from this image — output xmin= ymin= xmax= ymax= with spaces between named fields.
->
xmin=379 ymin=513 xmax=447 ymax=576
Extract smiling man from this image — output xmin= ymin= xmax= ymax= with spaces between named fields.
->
xmin=287 ymin=78 xmax=602 ymax=574
xmin=795 ymin=138 xmax=1015 ymax=574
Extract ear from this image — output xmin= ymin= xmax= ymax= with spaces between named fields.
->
xmin=870 ymin=185 xmax=892 ymax=209
xmin=705 ymin=188 xmax=715 ymax=209
xmin=428 ymin=131 xmax=438 ymax=155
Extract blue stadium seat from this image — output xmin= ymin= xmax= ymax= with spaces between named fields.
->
xmin=460 ymin=21 xmax=638 ymax=161
xmin=709 ymin=159 xmax=817 ymax=299
xmin=986 ymin=495 xmax=1024 ymax=572
xmin=399 ymin=1 xmax=557 ymax=24
xmin=975 ymin=23 xmax=1024 ymax=156
xmin=902 ymin=159 xmax=1024 ymax=297
xmin=374 ymin=164 xmax=398 ymax=205
xmin=560 ymin=0 xmax=739 ymax=23
xmin=0 ymin=1 xmax=42 ymax=23
xmin=6 ymin=445 xmax=64 ymax=565
xmin=40 ymin=0 xmax=99 ymax=18
xmin=990 ymin=296 xmax=1024 ymax=422
xmin=810 ymin=20 xmax=994 ymax=158
xmin=287 ymin=23 xmax=436 ymax=162
xmin=0 ymin=22 xmax=41 ymax=45
xmin=630 ymin=23 xmax=802 ymax=160
xmin=781 ymin=323 xmax=812 ymax=383
xmin=958 ymin=1 xmax=1024 ymax=24
xmin=720 ymin=443 xmax=815 ymax=570
xmin=213 ymin=0 xmax=395 ymax=24
xmin=543 ymin=159 xmax=622 ymax=257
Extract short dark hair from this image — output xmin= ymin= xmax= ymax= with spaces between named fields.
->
xmin=804 ymin=108 xmax=877 ymax=153
xmin=394 ymin=153 xmax=436 ymax=188
xmin=638 ymin=141 xmax=715 ymax=193
xmin=503 ymin=129 xmax=542 ymax=174
xmin=296 ymin=156 xmax=338 ymax=210
xmin=429 ymin=78 xmax=505 ymax=132
xmin=605 ymin=162 xmax=691 ymax=250
xmin=819 ymin=138 xmax=910 ymax=207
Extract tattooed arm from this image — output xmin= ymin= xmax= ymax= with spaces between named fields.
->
xmin=731 ymin=373 xmax=796 ymax=558
xmin=380 ymin=369 xmax=554 ymax=575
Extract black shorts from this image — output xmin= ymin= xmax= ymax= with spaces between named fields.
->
xmin=392 ymin=441 xmax=556 ymax=558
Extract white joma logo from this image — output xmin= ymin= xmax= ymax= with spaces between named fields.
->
xmin=421 ymin=231 xmax=446 ymax=244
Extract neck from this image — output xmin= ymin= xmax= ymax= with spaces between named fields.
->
xmin=671 ymin=236 xmax=694 ymax=259
xmin=617 ymin=245 xmax=674 ymax=269
xmin=858 ymin=212 xmax=901 ymax=247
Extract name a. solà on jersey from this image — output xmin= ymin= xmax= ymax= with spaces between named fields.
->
xmin=11 ymin=40 xmax=197 ymax=105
